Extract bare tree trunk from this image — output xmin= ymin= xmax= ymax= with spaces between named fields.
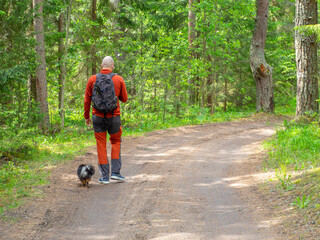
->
xmin=33 ymin=0 xmax=50 ymax=131
xmin=207 ymin=1 xmax=218 ymax=114
xmin=58 ymin=2 xmax=72 ymax=128
xmin=295 ymin=0 xmax=318 ymax=116
xmin=91 ymin=0 xmax=97 ymax=75
xmin=250 ymin=0 xmax=274 ymax=113
xmin=188 ymin=0 xmax=196 ymax=104
xmin=58 ymin=13 xmax=66 ymax=128
xmin=206 ymin=68 xmax=214 ymax=113
xmin=163 ymin=83 xmax=168 ymax=122
xmin=28 ymin=76 xmax=37 ymax=102
xmin=223 ymin=64 xmax=228 ymax=112
xmin=29 ymin=1 xmax=37 ymax=104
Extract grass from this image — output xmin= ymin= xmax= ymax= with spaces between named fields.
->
xmin=264 ymin=120 xmax=320 ymax=170
xmin=0 ymin=107 xmax=253 ymax=215
xmin=263 ymin=118 xmax=320 ymax=239
xmin=122 ymin=108 xmax=253 ymax=135
xmin=0 ymin=126 xmax=96 ymax=215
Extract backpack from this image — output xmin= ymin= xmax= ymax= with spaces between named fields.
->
xmin=91 ymin=73 xmax=118 ymax=113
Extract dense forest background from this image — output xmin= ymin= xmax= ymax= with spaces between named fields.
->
xmin=0 ymin=0 xmax=298 ymax=134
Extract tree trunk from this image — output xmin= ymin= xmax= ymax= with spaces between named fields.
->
xmin=91 ymin=0 xmax=97 ymax=75
xmin=58 ymin=13 xmax=66 ymax=128
xmin=28 ymin=75 xmax=37 ymax=102
xmin=206 ymin=69 xmax=214 ymax=113
xmin=207 ymin=2 xmax=218 ymax=114
xmin=188 ymin=0 xmax=196 ymax=104
xmin=33 ymin=0 xmax=50 ymax=131
xmin=250 ymin=0 xmax=274 ymax=113
xmin=295 ymin=0 xmax=318 ymax=116
xmin=188 ymin=0 xmax=195 ymax=56
xmin=223 ymin=65 xmax=228 ymax=112
xmin=58 ymin=2 xmax=72 ymax=128
xmin=163 ymin=83 xmax=168 ymax=122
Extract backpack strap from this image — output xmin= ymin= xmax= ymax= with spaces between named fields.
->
xmin=107 ymin=73 xmax=116 ymax=118
xmin=106 ymin=73 xmax=118 ymax=119
xmin=95 ymin=73 xmax=101 ymax=82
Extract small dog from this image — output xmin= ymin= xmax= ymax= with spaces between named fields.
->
xmin=77 ymin=164 xmax=95 ymax=187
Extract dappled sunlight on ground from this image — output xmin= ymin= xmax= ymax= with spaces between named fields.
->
xmin=61 ymin=172 xmax=78 ymax=181
xmin=222 ymin=171 xmax=275 ymax=189
xmin=150 ymin=232 xmax=202 ymax=240
xmin=257 ymin=219 xmax=282 ymax=229
xmin=128 ymin=173 xmax=163 ymax=182
xmin=193 ymin=179 xmax=224 ymax=187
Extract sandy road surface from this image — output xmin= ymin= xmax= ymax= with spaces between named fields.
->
xmin=0 ymin=120 xmax=281 ymax=240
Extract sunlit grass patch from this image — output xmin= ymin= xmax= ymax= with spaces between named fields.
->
xmin=264 ymin=121 xmax=320 ymax=170
xmin=0 ymin=123 xmax=96 ymax=217
xmin=123 ymin=107 xmax=254 ymax=136
xmin=263 ymin=120 xmax=320 ymax=238
xmin=0 ymin=161 xmax=48 ymax=215
xmin=260 ymin=166 xmax=320 ymax=239
xmin=295 ymin=168 xmax=320 ymax=210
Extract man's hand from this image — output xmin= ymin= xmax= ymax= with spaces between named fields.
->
xmin=85 ymin=118 xmax=92 ymax=127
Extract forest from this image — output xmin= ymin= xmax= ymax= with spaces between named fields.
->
xmin=1 ymin=0 xmax=300 ymax=132
xmin=0 ymin=0 xmax=320 ymax=238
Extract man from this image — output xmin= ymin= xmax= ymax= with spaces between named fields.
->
xmin=84 ymin=56 xmax=128 ymax=184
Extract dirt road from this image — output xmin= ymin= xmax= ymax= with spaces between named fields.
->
xmin=1 ymin=120 xmax=282 ymax=240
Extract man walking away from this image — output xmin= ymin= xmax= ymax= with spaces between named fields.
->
xmin=84 ymin=56 xmax=128 ymax=184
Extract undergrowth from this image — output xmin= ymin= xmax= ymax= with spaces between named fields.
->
xmin=263 ymin=118 xmax=320 ymax=238
xmin=264 ymin=119 xmax=320 ymax=170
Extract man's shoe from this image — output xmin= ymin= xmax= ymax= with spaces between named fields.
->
xmin=98 ymin=178 xmax=110 ymax=184
xmin=111 ymin=173 xmax=125 ymax=181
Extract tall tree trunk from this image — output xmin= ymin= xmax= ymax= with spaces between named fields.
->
xmin=200 ymin=9 xmax=207 ymax=109
xmin=33 ymin=0 xmax=50 ymax=131
xmin=223 ymin=64 xmax=228 ymax=112
xmin=28 ymin=76 xmax=37 ymax=102
xmin=91 ymin=0 xmax=97 ymax=75
xmin=295 ymin=0 xmax=318 ymax=116
xmin=58 ymin=2 xmax=72 ymax=128
xmin=250 ymin=0 xmax=274 ymax=113
xmin=58 ymin=13 xmax=66 ymax=128
xmin=188 ymin=0 xmax=196 ymax=104
xmin=29 ymin=1 xmax=37 ymax=103
xmin=207 ymin=1 xmax=218 ymax=114
xmin=206 ymin=67 xmax=214 ymax=113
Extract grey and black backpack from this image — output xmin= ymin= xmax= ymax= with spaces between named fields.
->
xmin=91 ymin=73 xmax=118 ymax=113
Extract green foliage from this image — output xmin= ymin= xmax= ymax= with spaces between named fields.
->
xmin=275 ymin=164 xmax=294 ymax=190
xmin=295 ymin=24 xmax=320 ymax=41
xmin=0 ymin=109 xmax=98 ymax=214
xmin=275 ymin=98 xmax=296 ymax=116
xmin=292 ymin=195 xmax=312 ymax=209
xmin=0 ymin=0 xmax=297 ymax=132
xmin=0 ymin=161 xmax=48 ymax=214
xmin=267 ymin=0 xmax=296 ymax=108
xmin=123 ymin=105 xmax=253 ymax=135
xmin=264 ymin=121 xmax=320 ymax=169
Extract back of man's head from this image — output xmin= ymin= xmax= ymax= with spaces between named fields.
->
xmin=101 ymin=56 xmax=114 ymax=69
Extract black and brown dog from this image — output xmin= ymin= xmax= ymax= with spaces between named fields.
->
xmin=77 ymin=164 xmax=95 ymax=187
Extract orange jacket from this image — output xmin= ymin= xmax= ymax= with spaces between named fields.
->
xmin=84 ymin=69 xmax=128 ymax=119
